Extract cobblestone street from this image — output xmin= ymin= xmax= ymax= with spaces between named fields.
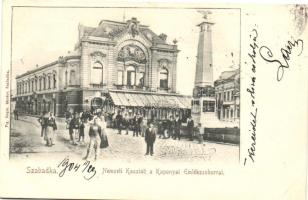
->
xmin=10 ymin=116 xmax=239 ymax=163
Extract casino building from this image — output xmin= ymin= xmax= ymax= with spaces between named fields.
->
xmin=14 ymin=17 xmax=191 ymax=120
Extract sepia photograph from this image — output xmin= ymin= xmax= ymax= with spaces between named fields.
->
xmin=1 ymin=2 xmax=308 ymax=200
xmin=9 ymin=7 xmax=240 ymax=163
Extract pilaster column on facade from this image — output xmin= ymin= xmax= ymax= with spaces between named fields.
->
xmin=80 ymin=41 xmax=90 ymax=88
xmin=107 ymin=46 xmax=116 ymax=88
xmin=150 ymin=50 xmax=158 ymax=91
xmin=144 ymin=62 xmax=149 ymax=88
xmin=171 ymin=53 xmax=178 ymax=93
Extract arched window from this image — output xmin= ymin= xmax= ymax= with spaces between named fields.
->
xmin=48 ymin=76 xmax=51 ymax=89
xmin=35 ymin=79 xmax=37 ymax=91
xmin=53 ymin=74 xmax=56 ymax=88
xmin=43 ymin=77 xmax=46 ymax=90
xmin=31 ymin=80 xmax=33 ymax=92
xmin=126 ymin=66 xmax=136 ymax=86
xmin=65 ymin=71 xmax=68 ymax=87
xmin=69 ymin=70 xmax=76 ymax=85
xmin=39 ymin=78 xmax=42 ymax=91
xmin=159 ymin=68 xmax=168 ymax=89
xmin=91 ymin=62 xmax=103 ymax=84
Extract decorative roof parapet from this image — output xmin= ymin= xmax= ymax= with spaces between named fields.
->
xmin=150 ymin=43 xmax=179 ymax=53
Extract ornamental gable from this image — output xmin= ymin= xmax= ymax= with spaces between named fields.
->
xmin=80 ymin=17 xmax=169 ymax=46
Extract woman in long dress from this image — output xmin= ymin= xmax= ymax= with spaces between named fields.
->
xmin=99 ymin=116 xmax=109 ymax=149
xmin=45 ymin=112 xmax=57 ymax=147
xmin=141 ymin=117 xmax=148 ymax=137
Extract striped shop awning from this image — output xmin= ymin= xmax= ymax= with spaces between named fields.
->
xmin=109 ymin=91 xmax=191 ymax=109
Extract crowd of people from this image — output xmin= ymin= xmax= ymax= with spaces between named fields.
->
xmin=113 ymin=111 xmax=202 ymax=142
xmin=26 ymin=108 xmax=206 ymax=159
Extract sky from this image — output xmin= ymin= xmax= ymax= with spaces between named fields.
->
xmin=11 ymin=7 xmax=240 ymax=95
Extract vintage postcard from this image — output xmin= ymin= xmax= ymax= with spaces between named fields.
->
xmin=0 ymin=1 xmax=307 ymax=199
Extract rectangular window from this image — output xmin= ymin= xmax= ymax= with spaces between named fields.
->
xmin=202 ymin=100 xmax=215 ymax=112
xmin=117 ymin=71 xmax=123 ymax=85
xmin=137 ymin=72 xmax=144 ymax=87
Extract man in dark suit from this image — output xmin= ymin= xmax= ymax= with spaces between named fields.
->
xmin=145 ymin=122 xmax=156 ymax=156
xmin=115 ymin=111 xmax=123 ymax=134
xmin=38 ymin=111 xmax=48 ymax=138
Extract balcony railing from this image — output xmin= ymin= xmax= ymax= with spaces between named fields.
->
xmin=114 ymin=84 xmax=149 ymax=91
xmin=90 ymin=83 xmax=106 ymax=88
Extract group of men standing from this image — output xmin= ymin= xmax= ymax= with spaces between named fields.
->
xmin=112 ymin=111 xmax=201 ymax=155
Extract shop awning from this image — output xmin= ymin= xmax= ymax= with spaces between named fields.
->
xmin=109 ymin=91 xmax=192 ymax=109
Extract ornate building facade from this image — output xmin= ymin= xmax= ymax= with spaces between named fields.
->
xmin=14 ymin=17 xmax=191 ymax=119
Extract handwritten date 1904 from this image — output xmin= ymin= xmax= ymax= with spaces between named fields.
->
xmin=259 ymin=38 xmax=304 ymax=81
xmin=57 ymin=156 xmax=97 ymax=180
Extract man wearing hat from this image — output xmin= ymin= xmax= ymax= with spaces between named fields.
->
xmin=144 ymin=122 xmax=157 ymax=156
